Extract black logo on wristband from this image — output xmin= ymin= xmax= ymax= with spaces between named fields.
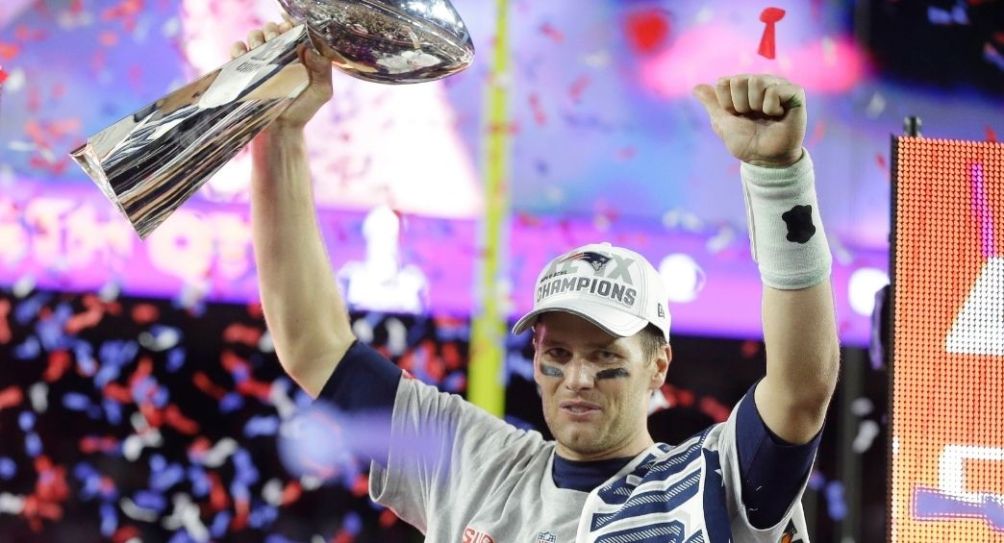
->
xmin=782 ymin=205 xmax=816 ymax=243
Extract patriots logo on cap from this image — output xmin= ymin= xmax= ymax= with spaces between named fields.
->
xmin=562 ymin=251 xmax=611 ymax=273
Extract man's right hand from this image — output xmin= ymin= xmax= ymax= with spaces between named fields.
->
xmin=231 ymin=20 xmax=334 ymax=130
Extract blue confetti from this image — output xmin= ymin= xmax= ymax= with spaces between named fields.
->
xmin=233 ymin=449 xmax=259 ymax=486
xmin=344 ymin=511 xmax=363 ymax=535
xmin=210 ymin=511 xmax=232 ymax=538
xmin=25 ymin=431 xmax=42 ymax=457
xmin=166 ymin=347 xmax=186 ymax=373
xmin=249 ymin=503 xmax=278 ymax=529
xmin=219 ymin=392 xmax=243 ymax=413
xmin=134 ymin=490 xmax=167 ymax=512
xmin=150 ymin=454 xmax=166 ymax=472
xmin=74 ymin=462 xmax=99 ymax=481
xmin=36 ymin=303 xmax=74 ymax=350
xmin=63 ymin=392 xmax=93 ymax=411
xmin=151 ymin=385 xmax=169 ymax=409
xmin=132 ymin=377 xmax=156 ymax=404
xmin=168 ymin=530 xmax=198 ymax=543
xmin=13 ymin=293 xmax=50 ymax=325
xmin=100 ymin=502 xmax=118 ymax=537
xmin=264 ymin=535 xmax=298 ymax=543
xmin=187 ymin=466 xmax=210 ymax=498
xmin=14 ymin=336 xmax=41 ymax=360
xmin=243 ymin=415 xmax=279 ymax=438
xmin=103 ymin=399 xmax=123 ymax=425
xmin=75 ymin=340 xmax=97 ymax=376
xmin=826 ymin=480 xmax=847 ymax=521
xmin=0 ymin=457 xmax=16 ymax=480
xmin=229 ymin=481 xmax=250 ymax=503
xmin=18 ymin=411 xmax=36 ymax=431
xmin=150 ymin=462 xmax=185 ymax=491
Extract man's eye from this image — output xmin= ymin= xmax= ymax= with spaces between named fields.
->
xmin=600 ymin=350 xmax=619 ymax=360
xmin=546 ymin=348 xmax=568 ymax=358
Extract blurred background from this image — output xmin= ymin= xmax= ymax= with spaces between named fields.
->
xmin=0 ymin=0 xmax=1001 ymax=541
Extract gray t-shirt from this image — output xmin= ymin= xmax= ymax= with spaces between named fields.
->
xmin=370 ymin=376 xmax=812 ymax=542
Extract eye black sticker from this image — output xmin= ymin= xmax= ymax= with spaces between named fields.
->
xmin=540 ymin=365 xmax=564 ymax=378
xmin=595 ymin=368 xmax=630 ymax=380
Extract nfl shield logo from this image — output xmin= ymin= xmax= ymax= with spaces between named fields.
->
xmin=535 ymin=531 xmax=557 ymax=543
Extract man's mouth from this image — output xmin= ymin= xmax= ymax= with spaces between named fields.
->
xmin=559 ymin=401 xmax=601 ymax=415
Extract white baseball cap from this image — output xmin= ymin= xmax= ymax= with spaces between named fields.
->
xmin=512 ymin=242 xmax=671 ymax=341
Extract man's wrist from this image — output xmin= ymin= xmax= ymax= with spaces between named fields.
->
xmin=745 ymin=148 xmax=805 ymax=169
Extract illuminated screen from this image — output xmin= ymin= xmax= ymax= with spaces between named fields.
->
xmin=891 ymin=137 xmax=1004 ymax=541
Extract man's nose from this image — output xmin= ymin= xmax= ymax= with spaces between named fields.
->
xmin=563 ymin=360 xmax=595 ymax=390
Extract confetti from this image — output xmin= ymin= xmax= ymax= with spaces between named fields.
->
xmin=758 ymin=7 xmax=786 ymax=59
xmin=625 ymin=9 xmax=670 ymax=54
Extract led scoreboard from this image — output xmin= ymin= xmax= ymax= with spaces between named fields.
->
xmin=891 ymin=136 xmax=1004 ymax=541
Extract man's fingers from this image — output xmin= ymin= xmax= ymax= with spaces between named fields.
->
xmin=762 ymin=85 xmax=783 ymax=116
xmin=230 ymin=41 xmax=248 ymax=60
xmin=713 ymin=77 xmax=736 ymax=114
xmin=690 ymin=83 xmax=722 ymax=109
xmin=247 ymin=29 xmax=265 ymax=49
xmin=729 ymin=76 xmax=751 ymax=114
xmin=263 ymin=22 xmax=279 ymax=41
xmin=762 ymin=83 xmax=803 ymax=116
xmin=747 ymin=77 xmax=766 ymax=112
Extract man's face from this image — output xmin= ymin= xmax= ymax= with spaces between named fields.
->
xmin=533 ymin=312 xmax=669 ymax=461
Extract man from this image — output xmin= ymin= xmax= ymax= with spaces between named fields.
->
xmin=237 ymin=19 xmax=839 ymax=543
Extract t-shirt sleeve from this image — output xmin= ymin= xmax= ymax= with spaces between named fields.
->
xmin=367 ymin=376 xmax=546 ymax=534
xmin=735 ymin=379 xmax=823 ymax=529
xmin=708 ymin=381 xmax=819 ymax=542
xmin=315 ymin=340 xmax=403 ymax=465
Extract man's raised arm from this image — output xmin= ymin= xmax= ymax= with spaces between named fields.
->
xmin=694 ymin=75 xmax=840 ymax=445
xmin=236 ymin=21 xmax=354 ymax=397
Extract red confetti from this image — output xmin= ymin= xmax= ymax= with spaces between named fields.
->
xmin=539 ymin=22 xmax=564 ymax=43
xmin=0 ymin=43 xmax=19 ymax=60
xmin=0 ymin=386 xmax=23 ymax=410
xmin=103 ymin=383 xmax=133 ymax=403
xmin=699 ymin=395 xmax=731 ymax=422
xmin=986 ymin=125 xmax=997 ymax=142
xmin=43 ymin=351 xmax=72 ymax=383
xmin=625 ymin=9 xmax=670 ymax=54
xmin=222 ymin=323 xmax=262 ymax=346
xmin=569 ymin=75 xmax=591 ymax=103
xmin=351 ymin=474 xmax=369 ymax=497
xmin=0 ymin=67 xmax=7 ymax=86
xmin=875 ymin=153 xmax=887 ymax=170
xmin=164 ymin=404 xmax=199 ymax=435
xmin=111 ymin=526 xmax=141 ymax=543
xmin=208 ymin=471 xmax=230 ymax=511
xmin=379 ymin=508 xmax=399 ymax=528
xmin=758 ymin=7 xmax=786 ymax=59
xmin=193 ymin=372 xmax=227 ymax=400
xmin=528 ymin=93 xmax=547 ymax=125
xmin=131 ymin=303 xmax=159 ymax=324
xmin=281 ymin=481 xmax=303 ymax=505
xmin=0 ymin=299 xmax=11 ymax=344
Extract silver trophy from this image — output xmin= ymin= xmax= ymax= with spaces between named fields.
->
xmin=71 ymin=0 xmax=475 ymax=238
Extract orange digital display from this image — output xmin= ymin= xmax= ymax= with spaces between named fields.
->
xmin=891 ymin=137 xmax=1004 ymax=541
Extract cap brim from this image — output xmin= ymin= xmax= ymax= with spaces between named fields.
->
xmin=511 ymin=297 xmax=649 ymax=339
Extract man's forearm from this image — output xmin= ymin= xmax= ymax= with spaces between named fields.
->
xmin=757 ymin=280 xmax=840 ymax=443
xmin=250 ymin=126 xmax=353 ymax=397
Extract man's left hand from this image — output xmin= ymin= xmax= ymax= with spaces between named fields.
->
xmin=693 ymin=74 xmax=806 ymax=168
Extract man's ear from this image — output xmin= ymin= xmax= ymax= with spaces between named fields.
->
xmin=650 ymin=344 xmax=671 ymax=390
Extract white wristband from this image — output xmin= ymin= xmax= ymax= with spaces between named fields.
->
xmin=740 ymin=149 xmax=832 ymax=290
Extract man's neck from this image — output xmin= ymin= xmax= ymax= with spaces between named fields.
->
xmin=555 ymin=435 xmax=655 ymax=462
